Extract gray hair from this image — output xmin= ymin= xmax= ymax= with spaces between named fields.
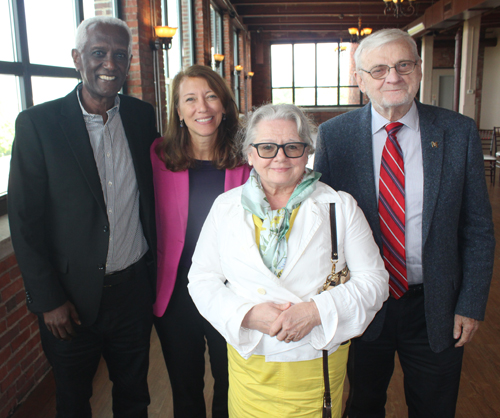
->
xmin=75 ymin=17 xmax=132 ymax=56
xmin=354 ymin=28 xmax=420 ymax=70
xmin=240 ymin=103 xmax=316 ymax=163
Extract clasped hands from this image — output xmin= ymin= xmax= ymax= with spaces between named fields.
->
xmin=241 ymin=301 xmax=321 ymax=343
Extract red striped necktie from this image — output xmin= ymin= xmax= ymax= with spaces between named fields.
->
xmin=379 ymin=122 xmax=408 ymax=299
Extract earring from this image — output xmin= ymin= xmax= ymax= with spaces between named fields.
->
xmin=180 ymin=120 xmax=184 ymax=128
xmin=222 ymin=113 xmax=227 ymax=121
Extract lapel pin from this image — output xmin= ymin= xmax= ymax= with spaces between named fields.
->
xmin=431 ymin=141 xmax=438 ymax=148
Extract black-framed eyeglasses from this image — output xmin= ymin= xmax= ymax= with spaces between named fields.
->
xmin=251 ymin=142 xmax=309 ymax=159
xmin=360 ymin=60 xmax=418 ymax=80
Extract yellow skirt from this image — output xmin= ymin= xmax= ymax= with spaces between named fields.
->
xmin=227 ymin=342 xmax=350 ymax=418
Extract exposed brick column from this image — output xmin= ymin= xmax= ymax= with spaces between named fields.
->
xmin=181 ymin=0 xmax=193 ymax=68
xmin=223 ymin=12 xmax=233 ymax=88
xmin=94 ymin=0 xmax=114 ymax=15
xmin=121 ymin=0 xmax=166 ymax=130
xmin=251 ymin=34 xmax=272 ymax=107
xmin=193 ymin=0 xmax=211 ymax=66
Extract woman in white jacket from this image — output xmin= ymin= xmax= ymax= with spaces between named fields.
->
xmin=188 ymin=103 xmax=389 ymax=418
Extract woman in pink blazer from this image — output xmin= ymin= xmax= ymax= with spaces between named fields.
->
xmin=151 ymin=65 xmax=251 ymax=418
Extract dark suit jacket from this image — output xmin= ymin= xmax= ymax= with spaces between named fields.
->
xmin=8 ymin=86 xmax=158 ymax=326
xmin=314 ymin=101 xmax=495 ymax=353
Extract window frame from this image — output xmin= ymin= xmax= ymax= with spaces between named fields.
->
xmin=0 ymin=0 xmax=119 ymax=213
xmin=210 ymin=3 xmax=223 ymax=77
xmin=270 ymin=41 xmax=366 ymax=108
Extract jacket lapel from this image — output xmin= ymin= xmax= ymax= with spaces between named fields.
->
xmin=356 ymin=105 xmax=382 ymax=242
xmin=282 ymin=199 xmax=324 ymax=278
xmin=59 ymin=87 xmax=106 ymax=214
xmin=417 ymin=102 xmax=444 ymax=246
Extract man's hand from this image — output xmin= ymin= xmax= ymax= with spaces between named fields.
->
xmin=269 ymin=301 xmax=321 ymax=343
xmin=242 ymin=302 xmax=292 ymax=335
xmin=453 ymin=314 xmax=480 ymax=347
xmin=43 ymin=301 xmax=81 ymax=341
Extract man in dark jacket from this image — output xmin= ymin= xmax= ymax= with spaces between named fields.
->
xmin=8 ymin=16 xmax=157 ymax=418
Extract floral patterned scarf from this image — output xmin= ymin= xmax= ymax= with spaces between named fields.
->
xmin=241 ymin=167 xmax=321 ymax=278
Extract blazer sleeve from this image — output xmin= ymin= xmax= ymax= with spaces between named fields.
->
xmin=455 ymin=120 xmax=495 ymax=320
xmin=8 ymin=110 xmax=68 ymax=313
xmin=187 ymin=199 xmax=261 ymax=353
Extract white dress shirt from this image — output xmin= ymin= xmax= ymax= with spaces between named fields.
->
xmin=77 ymin=88 xmax=148 ymax=273
xmin=371 ymin=102 xmax=423 ymax=285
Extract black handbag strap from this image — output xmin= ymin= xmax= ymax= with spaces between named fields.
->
xmin=324 ymin=203 xmax=354 ymax=418
xmin=330 ymin=203 xmax=338 ymax=262
xmin=322 ymin=350 xmax=332 ymax=418
xmin=323 ymin=203 xmax=336 ymax=418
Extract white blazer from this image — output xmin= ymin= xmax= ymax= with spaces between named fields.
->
xmin=188 ymin=182 xmax=389 ymax=362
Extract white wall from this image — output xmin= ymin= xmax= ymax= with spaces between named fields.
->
xmin=480 ymin=29 xmax=500 ymax=129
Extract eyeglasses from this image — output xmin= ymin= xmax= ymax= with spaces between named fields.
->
xmin=360 ymin=61 xmax=418 ymax=80
xmin=251 ymin=142 xmax=309 ymax=159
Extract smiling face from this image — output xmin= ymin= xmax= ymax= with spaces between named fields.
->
xmin=355 ymin=39 xmax=422 ymax=119
xmin=176 ymin=76 xmax=225 ymax=146
xmin=72 ymin=22 xmax=131 ymax=111
xmin=247 ymin=119 xmax=308 ymax=195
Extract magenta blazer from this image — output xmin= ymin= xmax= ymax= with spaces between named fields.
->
xmin=151 ymin=137 xmax=252 ymax=317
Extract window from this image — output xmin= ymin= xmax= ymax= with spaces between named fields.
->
xmin=161 ymin=0 xmax=190 ymax=126
xmin=210 ymin=4 xmax=223 ymax=76
xmin=271 ymin=42 xmax=366 ymax=107
xmin=162 ymin=0 xmax=184 ymax=78
xmin=0 ymin=0 xmax=117 ymax=204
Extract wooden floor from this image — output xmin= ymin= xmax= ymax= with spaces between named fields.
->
xmin=11 ymin=181 xmax=500 ymax=418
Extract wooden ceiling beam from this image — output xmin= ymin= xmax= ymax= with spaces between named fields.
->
xmin=233 ymin=4 xmax=389 ymax=15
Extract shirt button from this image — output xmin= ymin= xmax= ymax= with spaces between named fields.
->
xmin=257 ymin=288 xmax=266 ymax=295
xmin=106 ymin=152 xmax=111 ymax=157
xmin=108 ymin=209 xmax=112 ymax=214
xmin=108 ymin=181 xmax=112 ymax=186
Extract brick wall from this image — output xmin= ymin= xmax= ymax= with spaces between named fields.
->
xmin=181 ymin=0 xmax=193 ymax=68
xmin=251 ymin=35 xmax=271 ymax=107
xmin=223 ymin=13 xmax=234 ymax=91
xmin=121 ymin=0 xmax=166 ymax=130
xmin=94 ymin=0 xmax=114 ymax=15
xmin=193 ymin=0 xmax=211 ymax=65
xmin=0 ymin=250 xmax=50 ymax=418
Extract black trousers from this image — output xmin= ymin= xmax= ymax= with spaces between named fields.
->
xmin=39 ymin=258 xmax=154 ymax=418
xmin=348 ymin=288 xmax=464 ymax=418
xmin=154 ymin=266 xmax=229 ymax=418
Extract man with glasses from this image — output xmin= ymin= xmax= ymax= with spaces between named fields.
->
xmin=315 ymin=28 xmax=494 ymax=417
xmin=8 ymin=16 xmax=157 ymax=417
